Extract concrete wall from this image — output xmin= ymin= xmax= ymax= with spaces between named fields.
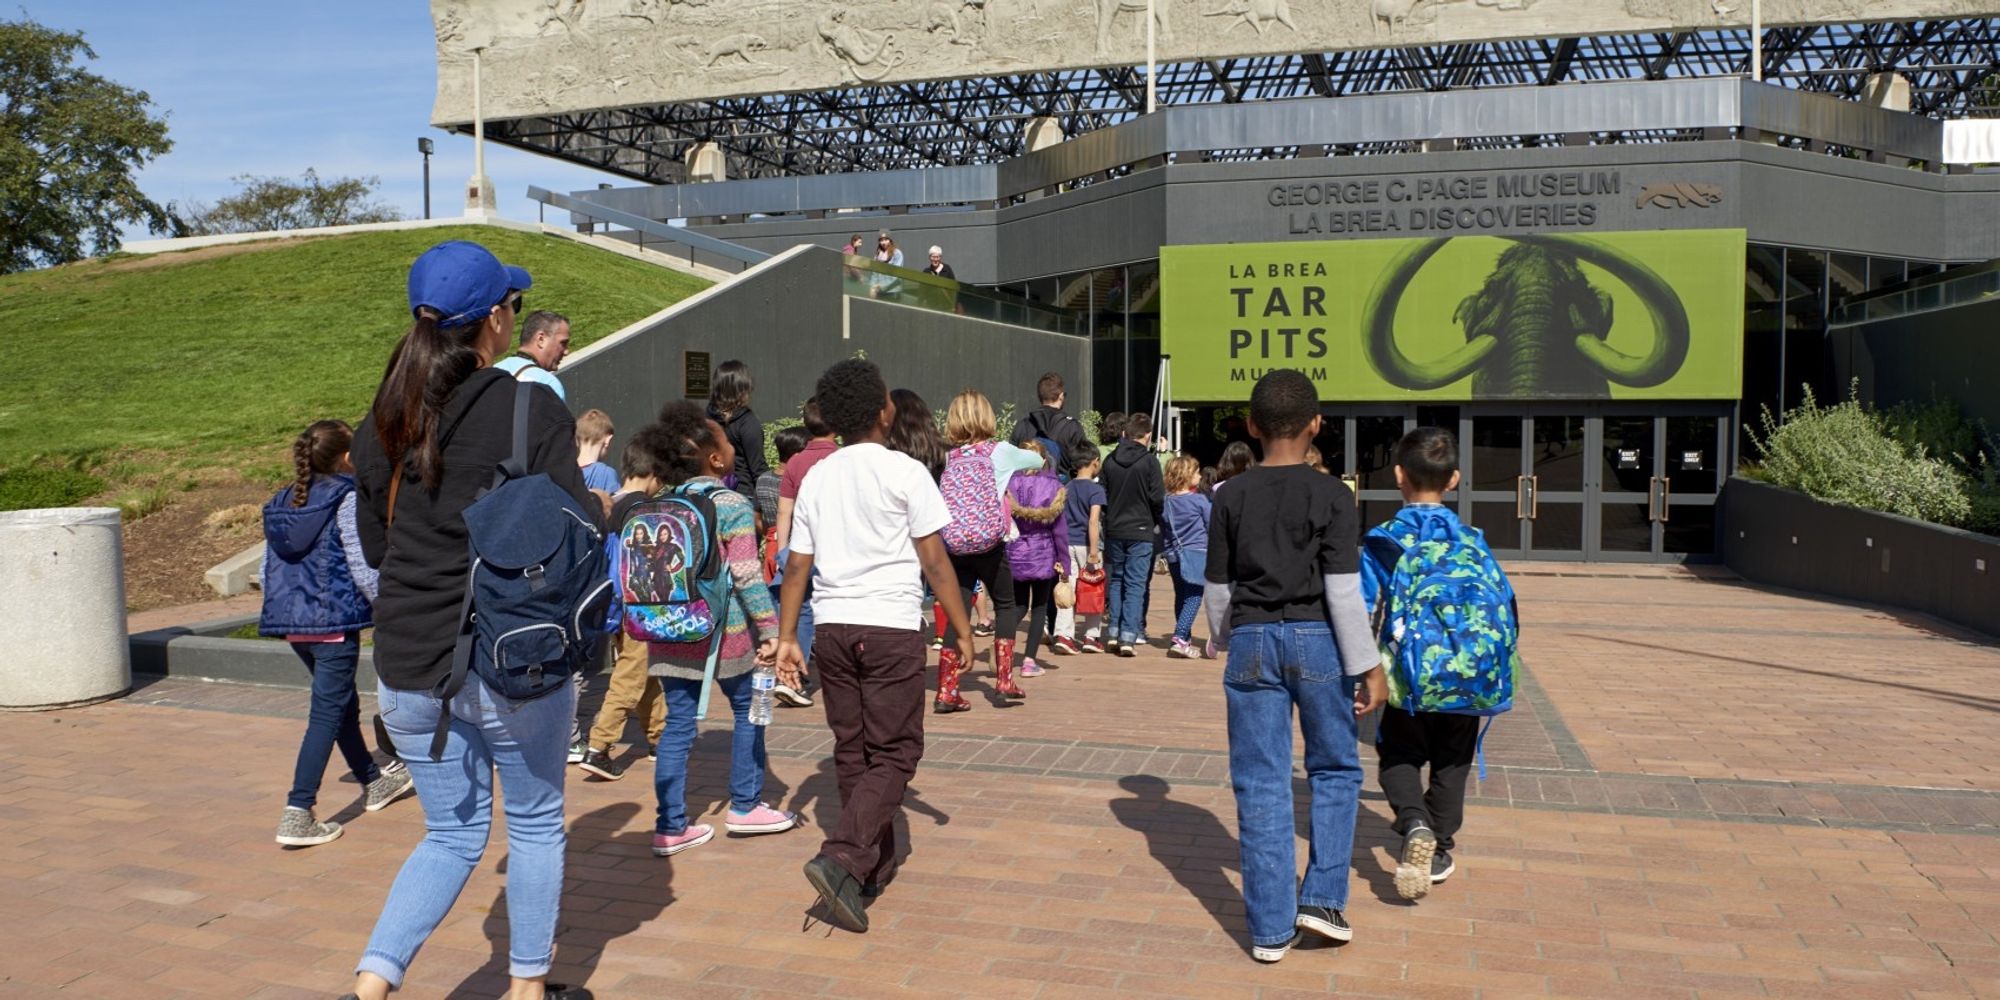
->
xmin=558 ymin=246 xmax=1092 ymax=442
xmin=1723 ymin=477 xmax=1999 ymax=637
xmin=1832 ymin=297 xmax=2000 ymax=429
xmin=694 ymin=142 xmax=2000 ymax=285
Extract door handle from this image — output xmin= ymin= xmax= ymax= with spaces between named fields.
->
xmin=1515 ymin=475 xmax=1527 ymax=520
xmin=1528 ymin=475 xmax=1540 ymax=519
xmin=1660 ymin=477 xmax=1671 ymax=523
xmin=1648 ymin=477 xmax=1661 ymax=523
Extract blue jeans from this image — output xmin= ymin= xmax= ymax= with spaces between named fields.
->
xmin=287 ymin=634 xmax=379 ymax=810
xmin=1223 ymin=621 xmax=1363 ymax=948
xmin=654 ymin=671 xmax=765 ymax=834
xmin=1170 ymin=571 xmax=1204 ymax=644
xmin=1105 ymin=539 xmax=1154 ymax=644
xmin=361 ymin=676 xmax=574 ymax=986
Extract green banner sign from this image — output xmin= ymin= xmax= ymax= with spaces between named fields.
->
xmin=1161 ymin=230 xmax=1746 ymax=402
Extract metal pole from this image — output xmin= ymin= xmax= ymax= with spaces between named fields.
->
xmin=422 ymin=153 xmax=431 ymax=219
xmin=472 ymin=48 xmax=487 ymax=182
xmin=1145 ymin=0 xmax=1157 ymax=114
xmin=1750 ymin=0 xmax=1762 ymax=82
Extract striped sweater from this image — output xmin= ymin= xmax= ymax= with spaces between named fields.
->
xmin=647 ymin=477 xmax=780 ymax=681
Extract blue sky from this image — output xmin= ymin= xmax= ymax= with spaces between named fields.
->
xmin=26 ymin=2 xmax=627 ymax=239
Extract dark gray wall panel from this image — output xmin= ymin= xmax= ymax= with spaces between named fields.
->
xmin=1832 ymin=297 xmax=2000 ymax=428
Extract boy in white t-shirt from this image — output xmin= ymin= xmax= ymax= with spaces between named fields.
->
xmin=776 ymin=359 xmax=975 ymax=934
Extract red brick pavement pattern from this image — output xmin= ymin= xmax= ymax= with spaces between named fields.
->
xmin=1509 ymin=569 xmax=2000 ymax=791
xmin=4 ymin=699 xmax=2000 ymax=999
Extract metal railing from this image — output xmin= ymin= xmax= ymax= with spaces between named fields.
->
xmin=529 ymin=185 xmax=771 ymax=273
xmin=1829 ymin=262 xmax=2000 ymax=328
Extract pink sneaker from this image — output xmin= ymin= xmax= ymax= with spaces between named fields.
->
xmin=1203 ymin=638 xmax=1216 ymax=659
xmin=1170 ymin=638 xmax=1195 ymax=658
xmin=725 ymin=803 xmax=799 ymax=835
xmin=1019 ymin=658 xmax=1046 ymax=677
xmin=652 ymin=824 xmax=714 ymax=856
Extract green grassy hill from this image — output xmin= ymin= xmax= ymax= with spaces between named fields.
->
xmin=0 ymin=225 xmax=708 ymax=508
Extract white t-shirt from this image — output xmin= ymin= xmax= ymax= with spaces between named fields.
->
xmin=791 ymin=442 xmax=951 ymax=629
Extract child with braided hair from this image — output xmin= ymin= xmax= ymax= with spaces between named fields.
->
xmin=260 ymin=420 xmax=413 ymax=848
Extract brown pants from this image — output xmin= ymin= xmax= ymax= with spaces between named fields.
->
xmin=589 ymin=632 xmax=665 ymax=751
xmin=814 ymin=624 xmax=926 ymax=884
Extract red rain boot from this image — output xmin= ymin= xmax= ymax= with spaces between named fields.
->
xmin=994 ymin=639 xmax=1026 ymax=699
xmin=934 ymin=647 xmax=971 ymax=714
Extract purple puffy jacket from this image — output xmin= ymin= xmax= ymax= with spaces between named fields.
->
xmin=1006 ymin=471 xmax=1072 ymax=582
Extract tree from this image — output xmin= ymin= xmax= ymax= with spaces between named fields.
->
xmin=0 ymin=18 xmax=173 ymax=273
xmin=168 ymin=170 xmax=402 ymax=236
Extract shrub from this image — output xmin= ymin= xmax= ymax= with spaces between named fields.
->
xmin=0 ymin=465 xmax=106 ymax=512
xmin=1750 ymin=385 xmax=1972 ymax=528
xmin=761 ymin=416 xmax=803 ymax=474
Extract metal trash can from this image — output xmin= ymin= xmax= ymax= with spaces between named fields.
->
xmin=0 ymin=507 xmax=131 ymax=709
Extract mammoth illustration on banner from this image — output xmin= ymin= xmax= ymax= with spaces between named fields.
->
xmin=1362 ymin=235 xmax=1691 ymax=398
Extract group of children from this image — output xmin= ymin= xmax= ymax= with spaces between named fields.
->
xmin=263 ymin=356 xmax=1515 ymax=964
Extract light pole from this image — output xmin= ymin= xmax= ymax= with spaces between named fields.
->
xmin=417 ymin=137 xmax=434 ymax=219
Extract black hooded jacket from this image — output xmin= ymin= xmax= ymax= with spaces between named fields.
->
xmin=1014 ymin=405 xmax=1092 ymax=479
xmin=351 ymin=370 xmax=596 ymax=691
xmin=709 ymin=402 xmax=769 ymax=489
xmin=1100 ymin=438 xmax=1165 ymax=543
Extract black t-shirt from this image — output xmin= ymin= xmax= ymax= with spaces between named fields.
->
xmin=1204 ymin=464 xmax=1360 ymax=628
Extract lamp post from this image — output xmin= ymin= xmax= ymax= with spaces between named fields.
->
xmin=464 ymin=44 xmax=495 ymax=217
xmin=1145 ymin=0 xmax=1157 ymax=114
xmin=417 ymin=137 xmax=434 ymax=220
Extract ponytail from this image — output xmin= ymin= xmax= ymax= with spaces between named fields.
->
xmin=369 ymin=311 xmax=485 ymax=491
xmin=289 ymin=419 xmax=354 ymax=507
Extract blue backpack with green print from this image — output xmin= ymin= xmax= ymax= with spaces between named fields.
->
xmin=1367 ymin=511 xmax=1519 ymax=722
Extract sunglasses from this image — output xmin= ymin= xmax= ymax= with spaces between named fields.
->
xmin=507 ymin=293 xmax=524 ymax=315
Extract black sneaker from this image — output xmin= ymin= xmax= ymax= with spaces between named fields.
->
xmin=1251 ymin=930 xmax=1301 ymax=963
xmin=1296 ymin=905 xmax=1353 ymax=943
xmin=774 ymin=682 xmax=813 ymax=708
xmin=803 ymin=856 xmax=870 ymax=932
xmin=1431 ymin=849 xmax=1455 ymax=885
xmin=1396 ymin=821 xmax=1438 ymax=900
xmin=973 ymin=622 xmax=995 ymax=637
xmin=578 ymin=748 xmax=625 ymax=781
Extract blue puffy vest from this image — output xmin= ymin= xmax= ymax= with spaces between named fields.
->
xmin=259 ymin=475 xmax=372 ymax=636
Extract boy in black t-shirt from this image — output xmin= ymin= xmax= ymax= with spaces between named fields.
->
xmin=1203 ymin=370 xmax=1387 ymax=964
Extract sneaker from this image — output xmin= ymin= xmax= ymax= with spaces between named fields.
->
xmin=1396 ymin=822 xmax=1438 ymax=900
xmin=1170 ymin=638 xmax=1194 ymax=658
xmin=1050 ymin=635 xmax=1081 ymax=656
xmin=1432 ymin=849 xmax=1456 ymax=885
xmin=1104 ymin=638 xmax=1121 ymax=655
xmin=1251 ymin=931 xmax=1300 ymax=963
xmin=774 ymin=683 xmax=813 ymax=708
xmin=928 ymin=635 xmax=944 ymax=651
xmin=1296 ymin=905 xmax=1354 ymax=943
xmin=652 ymin=825 xmax=714 ymax=857
xmin=725 ymin=802 xmax=800 ymax=835
xmin=1203 ymin=639 xmax=1216 ymax=660
xmin=364 ymin=767 xmax=415 ymax=812
xmin=803 ymin=855 xmax=870 ymax=932
xmin=578 ymin=748 xmax=626 ymax=781
xmin=275 ymin=807 xmax=342 ymax=847
xmin=1117 ymin=643 xmax=1138 ymax=659
xmin=567 ymin=735 xmax=587 ymax=764
xmin=1019 ymin=658 xmax=1046 ymax=677
xmin=1079 ymin=638 xmax=1105 ymax=655
xmin=973 ymin=622 xmax=995 ymax=638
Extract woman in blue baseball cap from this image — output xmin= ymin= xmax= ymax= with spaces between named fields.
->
xmin=344 ymin=240 xmax=597 ymax=1000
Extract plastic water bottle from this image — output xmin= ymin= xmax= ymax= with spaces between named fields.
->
xmin=749 ymin=664 xmax=776 ymax=726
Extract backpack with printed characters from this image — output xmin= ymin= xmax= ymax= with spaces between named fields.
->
xmin=1368 ymin=513 xmax=1519 ymax=719
xmin=940 ymin=441 xmax=1008 ymax=556
xmin=613 ymin=482 xmax=730 ymax=644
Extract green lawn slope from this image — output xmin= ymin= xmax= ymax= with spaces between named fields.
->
xmin=0 ymin=225 xmax=707 ymax=504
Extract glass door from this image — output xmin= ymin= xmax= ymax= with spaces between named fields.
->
xmin=1589 ymin=410 xmax=1729 ymax=560
xmin=1464 ymin=413 xmax=1526 ymax=557
xmin=1661 ymin=414 xmax=1724 ymax=558
xmin=1595 ymin=415 xmax=1659 ymax=561
xmin=1463 ymin=411 xmax=1587 ymax=560
xmin=1524 ymin=414 xmax=1588 ymax=559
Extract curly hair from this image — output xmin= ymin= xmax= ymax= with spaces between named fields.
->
xmin=1249 ymin=369 xmax=1318 ymax=440
xmin=654 ymin=400 xmax=725 ymax=486
xmin=289 ymin=420 xmax=353 ymax=507
xmin=814 ymin=359 xmax=889 ymax=440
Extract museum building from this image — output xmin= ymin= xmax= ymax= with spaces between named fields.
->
xmin=434 ymin=2 xmax=2000 ymax=562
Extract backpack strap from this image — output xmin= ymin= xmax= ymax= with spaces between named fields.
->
xmin=498 ymin=380 xmax=534 ymax=486
xmin=430 ymin=565 xmax=480 ymax=760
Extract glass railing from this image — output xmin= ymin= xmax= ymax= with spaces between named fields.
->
xmin=1829 ymin=264 xmax=2000 ymax=328
xmin=840 ymin=254 xmax=1084 ymax=336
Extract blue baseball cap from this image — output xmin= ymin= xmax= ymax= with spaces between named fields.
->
xmin=407 ymin=240 xmax=533 ymax=328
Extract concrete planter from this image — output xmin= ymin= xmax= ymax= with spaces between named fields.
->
xmin=0 ymin=507 xmax=131 ymax=709
xmin=129 ymin=615 xmax=378 ymax=689
xmin=1722 ymin=477 xmax=2000 ymax=637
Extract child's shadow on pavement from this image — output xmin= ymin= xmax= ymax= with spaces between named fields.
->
xmin=1109 ymin=775 xmax=1249 ymax=947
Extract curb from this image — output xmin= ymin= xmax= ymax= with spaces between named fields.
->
xmin=129 ymin=615 xmax=376 ymax=689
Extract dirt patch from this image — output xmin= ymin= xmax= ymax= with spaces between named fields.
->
xmin=93 ymin=236 xmax=329 ymax=274
xmin=115 ymin=474 xmax=272 ymax=611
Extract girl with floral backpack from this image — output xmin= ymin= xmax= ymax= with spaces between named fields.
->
xmin=934 ymin=391 xmax=1041 ymax=711
xmin=1003 ymin=442 xmax=1070 ymax=679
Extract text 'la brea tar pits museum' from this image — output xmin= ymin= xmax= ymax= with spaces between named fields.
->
xmin=435 ymin=0 xmax=2000 ymax=564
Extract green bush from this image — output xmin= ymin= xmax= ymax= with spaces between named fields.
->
xmin=1750 ymin=385 xmax=1972 ymax=528
xmin=761 ymin=416 xmax=803 ymax=474
xmin=0 ymin=465 xmax=106 ymax=512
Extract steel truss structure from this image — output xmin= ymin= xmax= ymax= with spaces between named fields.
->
xmin=478 ymin=18 xmax=2000 ymax=184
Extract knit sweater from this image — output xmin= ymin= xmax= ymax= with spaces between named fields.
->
xmin=647 ymin=478 xmax=779 ymax=681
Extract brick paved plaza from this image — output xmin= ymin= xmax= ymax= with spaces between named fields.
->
xmin=4 ymin=568 xmax=1999 ymax=998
